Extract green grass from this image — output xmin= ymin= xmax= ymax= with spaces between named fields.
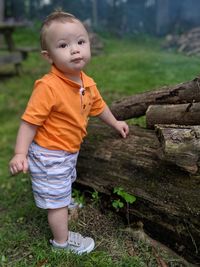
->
xmin=88 ymin=36 xmax=200 ymax=99
xmin=1 ymin=30 xmax=199 ymax=266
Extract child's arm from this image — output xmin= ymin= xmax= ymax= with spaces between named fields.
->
xmin=98 ymin=106 xmax=129 ymax=138
xmin=9 ymin=120 xmax=38 ymax=175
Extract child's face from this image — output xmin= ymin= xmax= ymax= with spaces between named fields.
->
xmin=42 ymin=19 xmax=91 ymax=77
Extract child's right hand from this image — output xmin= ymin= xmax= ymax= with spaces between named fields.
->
xmin=9 ymin=154 xmax=29 ymax=175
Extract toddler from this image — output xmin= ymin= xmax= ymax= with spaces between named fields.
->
xmin=9 ymin=10 xmax=129 ymax=254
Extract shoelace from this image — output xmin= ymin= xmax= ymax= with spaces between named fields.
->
xmin=68 ymin=231 xmax=82 ymax=247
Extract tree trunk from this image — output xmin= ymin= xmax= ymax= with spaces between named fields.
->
xmin=77 ymin=121 xmax=200 ymax=264
xmin=110 ymin=77 xmax=200 ymax=120
xmin=156 ymin=0 xmax=170 ymax=35
xmin=91 ymin=0 xmax=98 ymax=28
xmin=146 ymin=102 xmax=200 ymax=129
xmin=0 ymin=0 xmax=4 ymax=48
xmin=0 ymin=0 xmax=4 ymax=22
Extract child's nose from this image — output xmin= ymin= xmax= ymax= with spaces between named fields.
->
xmin=71 ymin=44 xmax=80 ymax=54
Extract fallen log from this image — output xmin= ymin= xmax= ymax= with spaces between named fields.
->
xmin=110 ymin=77 xmax=200 ymax=120
xmin=146 ymin=102 xmax=200 ymax=129
xmin=77 ymin=121 xmax=200 ymax=265
xmin=155 ymin=124 xmax=200 ymax=174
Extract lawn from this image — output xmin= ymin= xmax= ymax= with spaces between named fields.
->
xmin=0 ymin=27 xmax=199 ymax=266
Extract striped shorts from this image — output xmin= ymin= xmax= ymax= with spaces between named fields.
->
xmin=28 ymin=142 xmax=79 ymax=209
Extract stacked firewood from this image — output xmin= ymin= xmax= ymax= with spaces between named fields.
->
xmin=88 ymin=32 xmax=104 ymax=55
xmin=110 ymin=76 xmax=200 ymax=174
xmin=83 ymin=20 xmax=104 ymax=55
xmin=164 ymin=27 xmax=200 ymax=56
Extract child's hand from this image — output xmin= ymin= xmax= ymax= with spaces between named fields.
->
xmin=9 ymin=154 xmax=29 ymax=175
xmin=115 ymin=121 xmax=129 ymax=138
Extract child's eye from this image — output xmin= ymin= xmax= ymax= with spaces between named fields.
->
xmin=78 ymin=39 xmax=85 ymax=45
xmin=59 ymin=43 xmax=67 ymax=48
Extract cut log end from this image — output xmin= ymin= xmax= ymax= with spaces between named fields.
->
xmin=155 ymin=124 xmax=200 ymax=174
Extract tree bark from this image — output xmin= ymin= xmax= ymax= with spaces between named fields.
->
xmin=110 ymin=77 xmax=200 ymax=120
xmin=77 ymin=121 xmax=200 ymax=264
xmin=155 ymin=124 xmax=200 ymax=174
xmin=146 ymin=102 xmax=200 ymax=129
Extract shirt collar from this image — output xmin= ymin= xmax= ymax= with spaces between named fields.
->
xmin=50 ymin=64 xmax=96 ymax=89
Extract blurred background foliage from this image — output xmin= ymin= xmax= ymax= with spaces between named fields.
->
xmin=2 ymin=0 xmax=200 ymax=37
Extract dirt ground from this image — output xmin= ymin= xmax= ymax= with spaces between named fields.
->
xmin=68 ymin=203 xmax=195 ymax=267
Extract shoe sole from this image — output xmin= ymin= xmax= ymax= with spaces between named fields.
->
xmin=77 ymin=238 xmax=95 ymax=255
xmin=51 ymin=238 xmax=95 ymax=255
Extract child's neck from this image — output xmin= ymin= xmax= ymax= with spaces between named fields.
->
xmin=65 ymin=72 xmax=83 ymax=86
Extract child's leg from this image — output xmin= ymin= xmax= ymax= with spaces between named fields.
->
xmin=27 ymin=143 xmax=95 ymax=252
xmin=48 ymin=207 xmax=68 ymax=244
xmin=48 ymin=207 xmax=95 ymax=254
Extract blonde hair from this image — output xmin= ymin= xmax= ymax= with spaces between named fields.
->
xmin=40 ymin=10 xmax=82 ymax=50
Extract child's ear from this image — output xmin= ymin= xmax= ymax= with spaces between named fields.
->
xmin=41 ymin=50 xmax=53 ymax=64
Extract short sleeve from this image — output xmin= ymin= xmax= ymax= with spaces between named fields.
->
xmin=21 ymin=80 xmax=55 ymax=125
xmin=89 ymin=85 xmax=106 ymax=116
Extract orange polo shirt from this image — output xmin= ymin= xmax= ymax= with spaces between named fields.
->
xmin=22 ymin=65 xmax=106 ymax=152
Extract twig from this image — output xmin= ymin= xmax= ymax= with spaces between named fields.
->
xmin=184 ymin=221 xmax=198 ymax=255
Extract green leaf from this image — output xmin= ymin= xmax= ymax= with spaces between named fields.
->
xmin=121 ymin=192 xmax=136 ymax=204
xmin=112 ymin=199 xmax=124 ymax=210
xmin=113 ymin=187 xmax=136 ymax=204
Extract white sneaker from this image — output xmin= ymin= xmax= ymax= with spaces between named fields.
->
xmin=50 ymin=231 xmax=95 ymax=254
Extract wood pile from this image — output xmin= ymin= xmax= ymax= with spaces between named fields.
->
xmin=83 ymin=20 xmax=104 ymax=56
xmin=88 ymin=32 xmax=104 ymax=55
xmin=110 ymin=75 xmax=200 ymax=174
xmin=164 ymin=27 xmax=200 ymax=56
xmin=77 ymin=76 xmax=200 ymax=265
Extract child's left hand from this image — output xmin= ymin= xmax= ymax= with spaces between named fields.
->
xmin=115 ymin=121 xmax=129 ymax=138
